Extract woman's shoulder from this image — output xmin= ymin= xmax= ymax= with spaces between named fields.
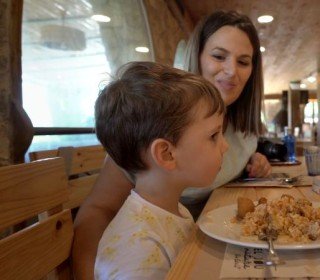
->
xmin=225 ymin=123 xmax=258 ymax=142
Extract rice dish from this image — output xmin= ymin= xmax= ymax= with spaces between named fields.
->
xmin=241 ymin=195 xmax=320 ymax=242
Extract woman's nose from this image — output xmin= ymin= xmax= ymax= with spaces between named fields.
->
xmin=223 ymin=59 xmax=236 ymax=76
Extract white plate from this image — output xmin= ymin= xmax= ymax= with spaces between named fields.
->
xmin=198 ymin=203 xmax=320 ymax=250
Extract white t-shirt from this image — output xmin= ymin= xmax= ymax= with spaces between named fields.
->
xmin=181 ymin=124 xmax=257 ymax=203
xmin=94 ymin=190 xmax=194 ymax=280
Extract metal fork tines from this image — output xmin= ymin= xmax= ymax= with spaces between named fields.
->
xmin=265 ymin=230 xmax=285 ymax=266
xmin=258 ymin=216 xmax=285 ymax=267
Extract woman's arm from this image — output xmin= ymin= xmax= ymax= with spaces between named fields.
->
xmin=72 ymin=156 xmax=133 ymax=280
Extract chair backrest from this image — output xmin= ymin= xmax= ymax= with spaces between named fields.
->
xmin=0 ymin=157 xmax=73 ymax=280
xmin=29 ymin=145 xmax=107 ymax=210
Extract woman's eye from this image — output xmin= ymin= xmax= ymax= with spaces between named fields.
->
xmin=212 ymin=54 xmax=225 ymax=61
xmin=238 ymin=60 xmax=251 ymax=66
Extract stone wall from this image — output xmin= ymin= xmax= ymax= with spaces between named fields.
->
xmin=0 ymin=0 xmax=12 ymax=166
xmin=317 ymin=68 xmax=320 ymax=145
xmin=144 ymin=0 xmax=191 ymax=66
xmin=0 ymin=0 xmax=30 ymax=166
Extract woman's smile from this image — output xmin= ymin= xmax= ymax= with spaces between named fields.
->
xmin=216 ymin=79 xmax=237 ymax=91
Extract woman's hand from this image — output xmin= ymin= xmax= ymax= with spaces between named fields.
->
xmin=245 ymin=152 xmax=272 ymax=178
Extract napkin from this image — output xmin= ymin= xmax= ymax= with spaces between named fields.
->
xmin=224 ymin=179 xmax=294 ymax=188
xmin=224 ymin=174 xmax=312 ymax=188
xmin=220 ymin=244 xmax=320 ymax=279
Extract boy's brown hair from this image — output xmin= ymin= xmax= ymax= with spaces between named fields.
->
xmin=95 ymin=61 xmax=225 ymax=175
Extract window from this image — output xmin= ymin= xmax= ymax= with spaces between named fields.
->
xmin=173 ymin=39 xmax=186 ymax=70
xmin=22 ymin=0 xmax=154 ymax=152
xmin=304 ymin=100 xmax=318 ymax=124
xmin=264 ymin=99 xmax=281 ymax=136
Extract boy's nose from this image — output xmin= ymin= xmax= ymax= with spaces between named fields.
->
xmin=222 ymin=136 xmax=229 ymax=153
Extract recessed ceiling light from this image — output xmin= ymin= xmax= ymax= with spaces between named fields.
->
xmin=135 ymin=46 xmax=149 ymax=53
xmin=257 ymin=15 xmax=274 ymax=23
xmin=260 ymin=46 xmax=266 ymax=52
xmin=300 ymin=83 xmax=307 ymax=89
xmin=307 ymin=76 xmax=316 ymax=83
xmin=91 ymin=14 xmax=111 ymax=23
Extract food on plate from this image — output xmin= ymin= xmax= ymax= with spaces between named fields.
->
xmin=236 ymin=195 xmax=320 ymax=242
xmin=258 ymin=197 xmax=267 ymax=205
xmin=237 ymin=196 xmax=255 ymax=219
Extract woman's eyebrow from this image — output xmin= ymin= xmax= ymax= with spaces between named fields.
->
xmin=212 ymin=47 xmax=252 ymax=59
xmin=239 ymin=54 xmax=252 ymax=59
xmin=212 ymin=47 xmax=228 ymax=53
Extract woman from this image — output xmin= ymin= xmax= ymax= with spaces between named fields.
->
xmin=180 ymin=10 xmax=271 ymax=206
xmin=72 ymin=10 xmax=271 ymax=280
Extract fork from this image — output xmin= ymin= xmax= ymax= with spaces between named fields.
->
xmin=259 ymin=229 xmax=285 ymax=266
xmin=240 ymin=175 xmax=300 ymax=184
xmin=258 ymin=216 xmax=285 ymax=267
xmin=282 ymin=175 xmax=301 ymax=184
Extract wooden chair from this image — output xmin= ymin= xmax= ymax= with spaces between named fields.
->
xmin=29 ymin=145 xmax=107 ymax=210
xmin=0 ymin=157 xmax=73 ymax=280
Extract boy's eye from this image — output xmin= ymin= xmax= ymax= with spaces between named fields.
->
xmin=211 ymin=132 xmax=219 ymax=141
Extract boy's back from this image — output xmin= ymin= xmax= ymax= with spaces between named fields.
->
xmin=95 ymin=190 xmax=193 ymax=279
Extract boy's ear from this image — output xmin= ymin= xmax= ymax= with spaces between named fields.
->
xmin=150 ymin=139 xmax=176 ymax=170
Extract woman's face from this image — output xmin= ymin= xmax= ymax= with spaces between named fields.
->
xmin=199 ymin=26 xmax=253 ymax=106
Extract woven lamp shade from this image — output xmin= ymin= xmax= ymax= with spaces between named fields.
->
xmin=41 ymin=25 xmax=86 ymax=51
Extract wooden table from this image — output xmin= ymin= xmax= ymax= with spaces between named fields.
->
xmin=166 ymin=159 xmax=320 ymax=280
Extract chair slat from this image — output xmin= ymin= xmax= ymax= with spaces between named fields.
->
xmin=29 ymin=145 xmax=106 ymax=211
xmin=65 ymin=174 xmax=98 ymax=209
xmin=0 ymin=158 xmax=69 ymax=231
xmin=0 ymin=210 xmax=73 ymax=280
xmin=29 ymin=145 xmax=106 ymax=175
xmin=70 ymin=145 xmax=106 ymax=175
xmin=29 ymin=150 xmax=58 ymax=161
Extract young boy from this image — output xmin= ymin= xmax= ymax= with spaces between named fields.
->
xmin=94 ymin=61 xmax=228 ymax=279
